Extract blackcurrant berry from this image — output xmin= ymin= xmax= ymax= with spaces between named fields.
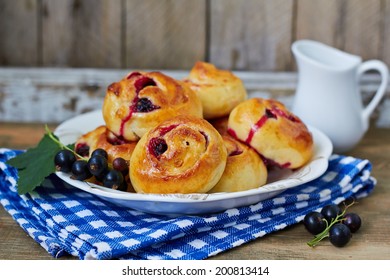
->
xmin=54 ymin=150 xmax=76 ymax=173
xmin=112 ymin=157 xmax=129 ymax=174
xmin=149 ymin=138 xmax=168 ymax=158
xmin=321 ymin=204 xmax=342 ymax=223
xmin=103 ymin=169 xmax=124 ymax=190
xmin=87 ymin=155 xmax=108 ymax=177
xmin=75 ymin=143 xmax=90 ymax=157
xmin=71 ymin=160 xmax=92 ymax=181
xmin=91 ymin=148 xmax=108 ymax=159
xmin=343 ymin=213 xmax=362 ymax=233
xmin=135 ymin=98 xmax=159 ymax=112
xmin=329 ymin=223 xmax=352 ymax=247
xmin=303 ymin=211 xmax=327 ymax=235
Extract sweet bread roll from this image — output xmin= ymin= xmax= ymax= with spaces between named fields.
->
xmin=183 ymin=61 xmax=247 ymax=119
xmin=129 ymin=115 xmax=227 ymax=194
xmin=209 ymin=135 xmax=267 ymax=193
xmin=227 ymin=98 xmax=313 ymax=169
xmin=74 ymin=125 xmax=137 ymax=164
xmin=103 ymin=71 xmax=203 ymax=142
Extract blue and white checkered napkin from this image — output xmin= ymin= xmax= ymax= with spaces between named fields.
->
xmin=0 ymin=148 xmax=376 ymax=260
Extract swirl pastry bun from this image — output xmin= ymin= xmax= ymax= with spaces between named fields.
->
xmin=103 ymin=71 xmax=203 ymax=142
xmin=129 ymin=115 xmax=227 ymax=194
xmin=75 ymin=125 xmax=137 ymax=164
xmin=183 ymin=61 xmax=247 ymax=119
xmin=209 ymin=135 xmax=267 ymax=193
xmin=227 ymin=98 xmax=314 ymax=169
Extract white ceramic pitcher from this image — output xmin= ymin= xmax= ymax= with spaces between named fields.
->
xmin=291 ymin=40 xmax=389 ymax=153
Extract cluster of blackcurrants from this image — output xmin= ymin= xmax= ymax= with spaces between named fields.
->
xmin=54 ymin=148 xmax=129 ymax=191
xmin=304 ymin=203 xmax=362 ymax=248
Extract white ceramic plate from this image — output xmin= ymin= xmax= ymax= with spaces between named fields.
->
xmin=54 ymin=110 xmax=333 ymax=215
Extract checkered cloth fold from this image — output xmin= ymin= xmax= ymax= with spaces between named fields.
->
xmin=0 ymin=148 xmax=375 ymax=260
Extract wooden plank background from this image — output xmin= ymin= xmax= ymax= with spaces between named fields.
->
xmin=1 ymin=0 xmax=390 ymax=126
xmin=1 ymin=0 xmax=389 ymax=71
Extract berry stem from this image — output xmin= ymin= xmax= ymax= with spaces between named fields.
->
xmin=45 ymin=125 xmax=86 ymax=160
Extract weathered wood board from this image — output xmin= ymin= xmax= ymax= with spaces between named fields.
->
xmin=0 ymin=68 xmax=389 ymax=127
xmin=1 ymin=0 xmax=389 ymax=70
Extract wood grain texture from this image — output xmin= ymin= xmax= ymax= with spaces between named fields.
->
xmin=381 ymin=0 xmax=390 ymax=67
xmin=295 ymin=0 xmax=382 ymax=61
xmin=0 ymin=124 xmax=389 ymax=259
xmin=0 ymin=0 xmax=39 ymax=66
xmin=41 ymin=0 xmax=122 ymax=68
xmin=125 ymin=0 xmax=206 ymax=69
xmin=0 ymin=0 xmax=390 ymax=71
xmin=1 ymin=67 xmax=389 ymax=125
xmin=209 ymin=0 xmax=294 ymax=71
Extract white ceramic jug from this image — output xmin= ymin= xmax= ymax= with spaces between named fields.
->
xmin=291 ymin=40 xmax=389 ymax=153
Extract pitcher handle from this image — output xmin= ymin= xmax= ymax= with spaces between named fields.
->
xmin=357 ymin=60 xmax=389 ymax=127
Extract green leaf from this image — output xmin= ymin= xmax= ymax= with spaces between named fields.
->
xmin=6 ymin=132 xmax=63 ymax=195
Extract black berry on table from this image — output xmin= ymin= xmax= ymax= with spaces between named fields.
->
xmin=329 ymin=223 xmax=352 ymax=247
xmin=321 ymin=204 xmax=342 ymax=223
xmin=303 ymin=211 xmax=327 ymax=235
xmin=343 ymin=213 xmax=362 ymax=233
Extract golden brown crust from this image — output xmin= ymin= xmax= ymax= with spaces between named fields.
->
xmin=75 ymin=125 xmax=137 ymax=164
xmin=129 ymin=115 xmax=227 ymax=194
xmin=183 ymin=61 xmax=247 ymax=119
xmin=227 ymin=98 xmax=314 ymax=169
xmin=103 ymin=71 xmax=203 ymax=142
xmin=209 ymin=135 xmax=267 ymax=193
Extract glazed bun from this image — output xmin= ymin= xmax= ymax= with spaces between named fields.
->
xmin=129 ymin=115 xmax=227 ymax=194
xmin=227 ymin=98 xmax=314 ymax=169
xmin=209 ymin=135 xmax=267 ymax=193
xmin=75 ymin=125 xmax=137 ymax=164
xmin=103 ymin=71 xmax=202 ymax=142
xmin=183 ymin=61 xmax=247 ymax=119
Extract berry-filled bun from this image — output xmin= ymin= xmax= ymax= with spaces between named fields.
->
xmin=209 ymin=135 xmax=267 ymax=193
xmin=103 ymin=71 xmax=203 ymax=142
xmin=74 ymin=125 xmax=137 ymax=164
xmin=183 ymin=61 xmax=247 ymax=120
xmin=129 ymin=115 xmax=228 ymax=194
xmin=227 ymin=98 xmax=314 ymax=169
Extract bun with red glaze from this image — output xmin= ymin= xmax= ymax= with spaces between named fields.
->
xmin=227 ymin=98 xmax=314 ymax=169
xmin=129 ymin=115 xmax=227 ymax=194
xmin=103 ymin=71 xmax=202 ymax=142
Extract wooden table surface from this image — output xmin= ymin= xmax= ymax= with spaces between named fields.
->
xmin=1 ymin=122 xmax=389 ymax=260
